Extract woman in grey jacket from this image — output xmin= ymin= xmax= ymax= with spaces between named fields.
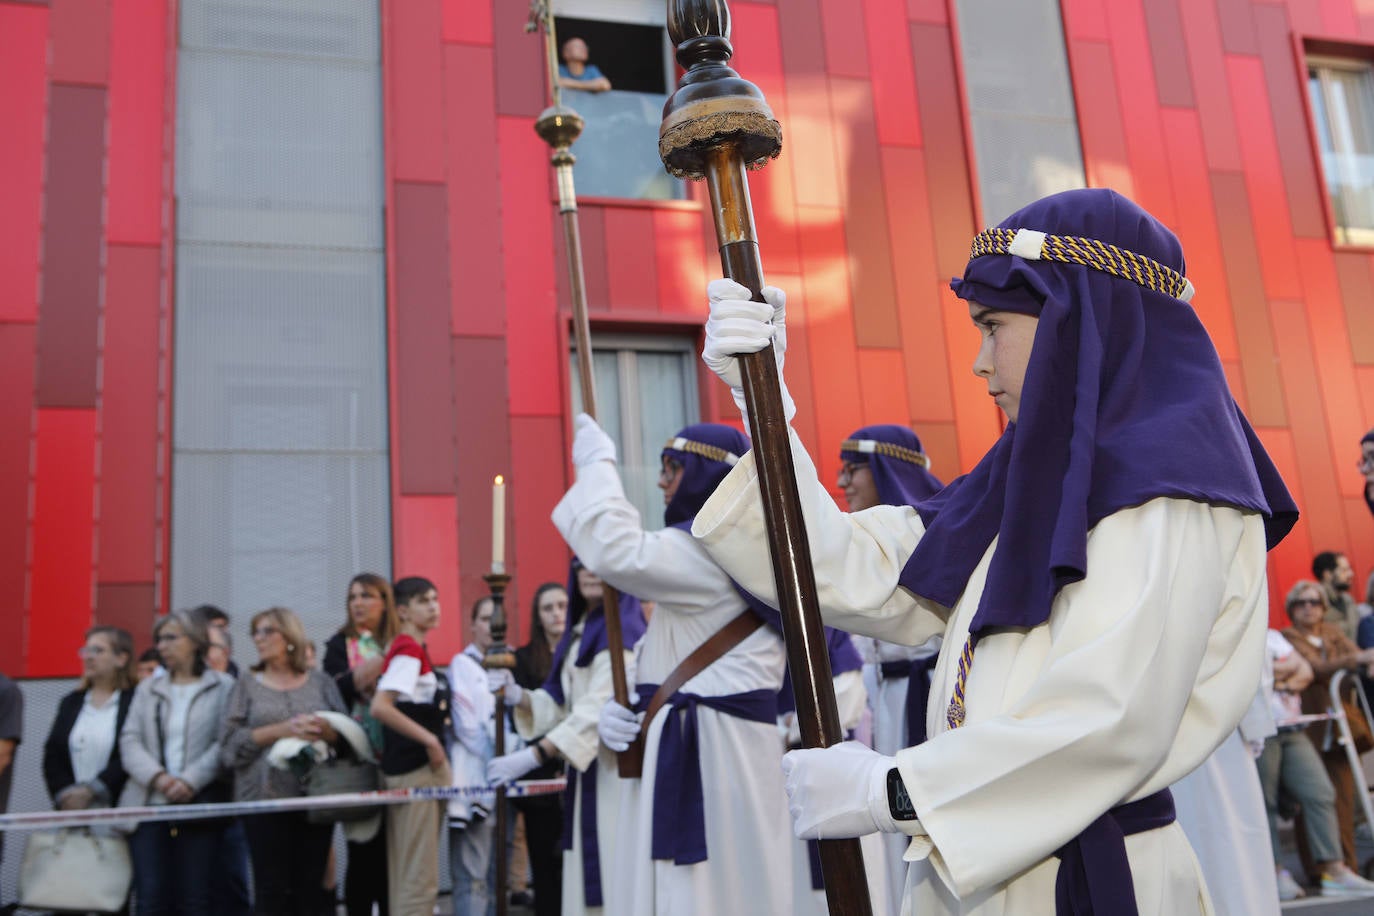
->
xmin=119 ymin=609 xmax=235 ymax=916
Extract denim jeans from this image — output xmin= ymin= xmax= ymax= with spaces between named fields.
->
xmin=448 ymin=816 xmax=496 ymax=916
xmin=129 ymin=820 xmax=224 ymax=916
xmin=1256 ymin=729 xmax=1342 ymax=865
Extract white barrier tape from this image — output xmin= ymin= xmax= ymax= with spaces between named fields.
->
xmin=0 ymin=779 xmax=567 ymax=832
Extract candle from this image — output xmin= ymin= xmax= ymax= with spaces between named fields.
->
xmin=492 ymin=475 xmax=506 ymax=574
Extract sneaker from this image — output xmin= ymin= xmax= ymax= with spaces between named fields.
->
xmin=1320 ymin=870 xmax=1374 ymax=896
xmin=1277 ymin=868 xmax=1305 ymax=901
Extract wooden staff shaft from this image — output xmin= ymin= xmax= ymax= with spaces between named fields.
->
xmin=483 ymin=573 xmax=515 ymax=916
xmin=703 ymin=146 xmax=872 ymax=916
xmin=557 ymin=161 xmax=640 ymax=778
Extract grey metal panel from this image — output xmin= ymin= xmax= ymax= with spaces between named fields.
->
xmin=955 ymin=0 xmax=1086 ymax=226
xmin=172 ymin=0 xmax=391 ymax=644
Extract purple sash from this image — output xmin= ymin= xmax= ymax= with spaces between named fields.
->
xmin=559 ymin=760 xmax=603 ymax=907
xmin=880 ymin=656 xmax=937 ymax=746
xmin=636 ymin=682 xmax=776 ymax=865
xmin=1053 ymin=788 xmax=1176 ymax=915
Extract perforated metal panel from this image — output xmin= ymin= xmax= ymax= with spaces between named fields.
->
xmin=955 ymin=0 xmax=1086 ymax=226
xmin=171 ymin=0 xmax=389 ymax=645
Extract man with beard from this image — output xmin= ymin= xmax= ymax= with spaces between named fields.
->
xmin=1313 ymin=551 xmax=1360 ymax=641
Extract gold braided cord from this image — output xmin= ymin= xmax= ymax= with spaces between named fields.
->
xmin=664 ymin=438 xmax=739 ymax=464
xmin=839 ymin=439 xmax=930 ymax=469
xmin=969 ymin=228 xmax=1192 ymax=300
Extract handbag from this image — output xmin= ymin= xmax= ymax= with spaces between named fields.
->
xmin=1340 ymin=690 xmax=1374 ymax=755
xmin=19 ymin=828 xmax=132 ymax=913
xmin=305 ymin=753 xmax=382 ymax=824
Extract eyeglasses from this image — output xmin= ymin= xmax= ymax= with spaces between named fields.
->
xmin=251 ymin=626 xmax=281 ymax=640
xmin=1290 ymin=597 xmax=1323 ymax=608
xmin=77 ymin=646 xmax=108 ymax=660
xmin=837 ymin=462 xmax=869 ymax=486
xmin=154 ymin=632 xmax=184 ymax=644
xmin=659 ymin=461 xmax=683 ymax=483
xmin=1359 ymin=454 xmax=1374 ymax=471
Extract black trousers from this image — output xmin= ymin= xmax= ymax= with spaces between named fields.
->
xmin=343 ymin=819 xmax=388 ymax=916
xmin=514 ymin=800 xmax=563 ymax=916
xmin=241 ymin=812 xmax=334 ymax=916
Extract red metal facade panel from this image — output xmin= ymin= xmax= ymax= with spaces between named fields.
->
xmin=1332 ymin=252 xmax=1374 ymax=365
xmin=490 ymin=0 xmax=543 ymax=118
xmin=386 ymin=0 xmax=445 ymax=183
xmin=37 ymin=84 xmax=107 ymax=409
xmin=106 ymin=0 xmax=168 ymax=246
xmin=1066 ymin=41 xmax=1134 ymax=196
xmin=1217 ymin=0 xmax=1261 ymax=53
xmin=1106 ymin=0 xmax=1176 ymax=226
xmin=1158 ymin=108 xmax=1240 ymax=362
xmin=1270 ymin=297 xmax=1350 ymax=551
xmin=95 ymin=582 xmax=156 ymax=646
xmin=880 ymin=147 xmax=956 ymax=423
xmin=1293 ymin=239 xmax=1370 ymax=498
xmin=510 ymin=414 xmax=574 ymax=637
xmin=1320 ymin=0 xmax=1359 ymax=34
xmin=49 ymin=0 xmax=109 ymax=87
xmin=498 ymin=115 xmax=560 ymax=417
xmin=0 ymin=3 xmax=48 ymax=325
xmin=1060 ymin=0 xmax=1110 ymax=40
xmin=445 ymin=43 xmax=505 ymax=339
xmin=575 ymin=207 xmax=612 ymax=311
xmin=603 ymin=208 xmax=659 ymax=312
xmin=29 ymin=408 xmax=97 ymax=676
xmin=1253 ymin=4 xmax=1328 ymax=239
xmin=1256 ymin=427 xmax=1311 ymax=625
xmin=0 ymin=325 xmax=35 ymax=674
xmin=819 ymin=0 xmax=871 ymax=79
xmin=1141 ymin=0 xmax=1194 ymax=107
xmin=905 ymin=0 xmax=949 ymax=25
xmin=97 ymin=244 xmax=161 ymax=583
xmin=909 ymin=22 xmax=977 ymax=277
xmin=1178 ymin=1 xmax=1244 ymax=172
xmin=1210 ymin=171 xmax=1290 ymax=426
xmin=393 ymin=181 xmax=459 ymax=495
xmin=857 ymin=348 xmax=911 ymax=424
xmin=1228 ymin=57 xmax=1303 ymax=300
xmin=442 ymin=0 xmax=491 ymax=46
xmin=864 ymin=0 xmax=921 ymax=147
xmin=451 ymin=335 xmax=512 ymax=614
xmin=652 ymin=208 xmax=709 ymax=317
xmin=393 ymin=494 xmax=462 ymax=660
xmin=830 ymin=78 xmax=901 ymax=349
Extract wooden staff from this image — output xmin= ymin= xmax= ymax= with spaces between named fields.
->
xmin=528 ymin=2 xmax=641 ymax=777
xmin=481 ymin=572 xmax=516 ymax=916
xmin=660 ymin=2 xmax=872 ymax=913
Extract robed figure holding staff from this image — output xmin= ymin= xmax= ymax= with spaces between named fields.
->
xmin=691 ymin=189 xmax=1298 ymax=914
xmin=559 ymin=420 xmax=795 ymax=914
xmin=486 ymin=560 xmax=646 ymax=916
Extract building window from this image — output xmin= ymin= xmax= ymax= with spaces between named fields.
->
xmin=552 ymin=12 xmax=682 ymax=201
xmin=570 ymin=334 xmax=700 ymax=527
xmin=1308 ymin=55 xmax=1374 ymax=246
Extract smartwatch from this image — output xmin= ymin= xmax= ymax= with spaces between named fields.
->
xmin=886 ymin=767 xmax=917 ymax=821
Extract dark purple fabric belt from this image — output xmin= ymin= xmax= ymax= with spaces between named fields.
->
xmin=1052 ymin=788 xmax=1176 ymax=915
xmin=636 ymin=682 xmax=776 ymax=865
xmin=880 ymin=655 xmax=937 ymax=746
xmin=558 ymin=760 xmax=603 ymax=907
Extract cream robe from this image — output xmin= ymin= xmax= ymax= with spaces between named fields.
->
xmin=553 ymin=461 xmax=793 ymax=916
xmin=515 ymin=624 xmax=629 ymax=916
xmin=692 ymin=432 xmax=1268 ymax=915
xmin=863 ymin=635 xmax=942 ymax=913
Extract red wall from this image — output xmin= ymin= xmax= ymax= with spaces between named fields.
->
xmin=8 ymin=0 xmax=1374 ymax=673
xmin=0 ymin=0 xmax=174 ymax=676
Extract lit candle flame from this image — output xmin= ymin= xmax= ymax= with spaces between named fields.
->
xmin=495 ymin=474 xmax=504 ymax=485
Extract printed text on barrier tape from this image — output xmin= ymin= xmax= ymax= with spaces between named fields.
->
xmin=0 ymin=779 xmax=568 ymax=832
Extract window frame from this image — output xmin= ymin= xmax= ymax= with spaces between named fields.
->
xmin=1298 ymin=36 xmax=1374 ymax=251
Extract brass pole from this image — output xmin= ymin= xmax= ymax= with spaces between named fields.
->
xmin=659 ymin=1 xmax=872 ymax=913
xmin=528 ymin=0 xmax=641 ymax=778
xmin=481 ymin=572 xmax=516 ymax=916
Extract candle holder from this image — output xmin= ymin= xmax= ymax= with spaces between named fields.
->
xmin=481 ymin=571 xmax=515 ymax=916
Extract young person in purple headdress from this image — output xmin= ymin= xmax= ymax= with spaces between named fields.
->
xmin=837 ymin=424 xmax=944 ymax=913
xmin=692 ymin=188 xmax=1299 ymax=915
xmin=486 ymin=559 xmax=645 ymax=916
xmin=563 ymin=420 xmax=795 ymax=914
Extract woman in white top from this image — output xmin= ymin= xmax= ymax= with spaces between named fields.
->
xmin=43 ymin=626 xmax=137 ymax=809
xmin=693 ymin=189 xmax=1299 ymax=915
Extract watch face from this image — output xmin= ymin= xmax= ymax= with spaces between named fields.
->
xmin=887 ymin=767 xmax=917 ymax=821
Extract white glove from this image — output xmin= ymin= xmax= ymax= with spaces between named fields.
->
xmin=486 ymin=746 xmax=541 ymax=786
xmin=703 ymin=279 xmax=795 ymax=427
xmin=487 ymin=668 xmax=523 ymax=707
xmin=571 ymin=413 xmax=617 ymax=469
xmin=781 ymin=740 xmax=898 ymax=839
xmin=598 ymin=697 xmax=644 ymax=752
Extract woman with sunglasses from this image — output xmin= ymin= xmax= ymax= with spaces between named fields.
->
xmin=1281 ymin=579 xmax=1374 ymax=883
